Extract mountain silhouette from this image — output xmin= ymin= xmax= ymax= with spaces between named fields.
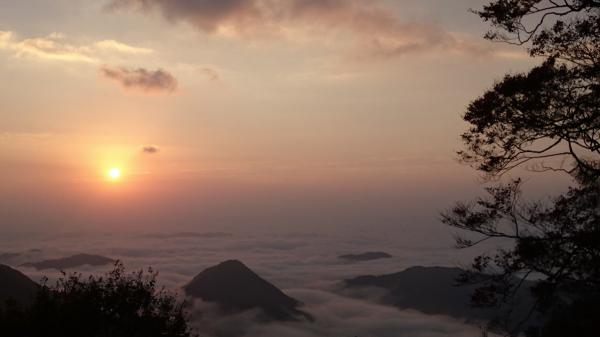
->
xmin=0 ymin=252 xmax=21 ymax=263
xmin=344 ymin=266 xmax=535 ymax=326
xmin=338 ymin=251 xmax=392 ymax=262
xmin=184 ymin=260 xmax=311 ymax=322
xmin=0 ymin=264 xmax=38 ymax=308
xmin=20 ymin=254 xmax=115 ymax=270
xmin=0 ymin=249 xmax=43 ymax=266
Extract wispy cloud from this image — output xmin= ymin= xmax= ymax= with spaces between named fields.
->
xmin=0 ymin=30 xmax=153 ymax=63
xmin=100 ymin=66 xmax=177 ymax=93
xmin=94 ymin=39 xmax=153 ymax=55
xmin=201 ymin=67 xmax=220 ymax=82
xmin=0 ymin=131 xmax=54 ymax=145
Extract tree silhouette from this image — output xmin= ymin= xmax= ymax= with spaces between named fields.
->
xmin=0 ymin=262 xmax=195 ymax=337
xmin=442 ymin=1 xmax=600 ymax=336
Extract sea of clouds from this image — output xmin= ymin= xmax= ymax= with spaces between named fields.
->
xmin=1 ymin=230 xmax=496 ymax=337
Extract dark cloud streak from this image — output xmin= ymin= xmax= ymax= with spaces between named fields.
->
xmin=100 ymin=66 xmax=177 ymax=93
xmin=141 ymin=145 xmax=160 ymax=154
xmin=105 ymin=0 xmax=261 ymax=34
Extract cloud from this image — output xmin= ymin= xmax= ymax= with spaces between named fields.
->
xmin=1 ymin=31 xmax=95 ymax=63
xmin=9 ymin=231 xmax=494 ymax=337
xmin=0 ymin=31 xmax=14 ymax=48
xmin=227 ymin=289 xmax=484 ymax=337
xmin=105 ymin=0 xmax=264 ymax=35
xmin=105 ymin=0 xmax=502 ymax=59
xmin=100 ymin=66 xmax=177 ymax=93
xmin=201 ymin=67 xmax=220 ymax=82
xmin=94 ymin=39 xmax=153 ymax=55
xmin=141 ymin=145 xmax=160 ymax=154
xmin=0 ymin=30 xmax=153 ymax=63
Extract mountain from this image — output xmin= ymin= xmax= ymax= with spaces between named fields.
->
xmin=0 ymin=249 xmax=43 ymax=266
xmin=184 ymin=260 xmax=311 ymax=322
xmin=21 ymin=254 xmax=115 ymax=270
xmin=0 ymin=252 xmax=21 ymax=263
xmin=343 ymin=266 xmax=535 ymax=326
xmin=0 ymin=264 xmax=38 ymax=308
xmin=338 ymin=251 xmax=392 ymax=262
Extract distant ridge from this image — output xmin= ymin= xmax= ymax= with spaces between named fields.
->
xmin=21 ymin=254 xmax=115 ymax=270
xmin=0 ymin=264 xmax=38 ymax=308
xmin=185 ymin=260 xmax=312 ymax=322
xmin=144 ymin=232 xmax=233 ymax=239
xmin=338 ymin=251 xmax=392 ymax=262
xmin=0 ymin=252 xmax=21 ymax=262
xmin=343 ymin=266 xmax=536 ymax=328
xmin=0 ymin=249 xmax=43 ymax=265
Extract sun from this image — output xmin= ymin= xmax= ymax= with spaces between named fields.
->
xmin=107 ymin=167 xmax=121 ymax=180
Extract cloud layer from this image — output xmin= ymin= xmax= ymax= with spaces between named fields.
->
xmin=100 ymin=66 xmax=177 ymax=93
xmin=105 ymin=0 xmax=492 ymax=59
xmin=2 ymin=230 xmax=495 ymax=337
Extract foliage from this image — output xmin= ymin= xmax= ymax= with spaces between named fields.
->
xmin=462 ymin=1 xmax=600 ymax=182
xmin=443 ymin=1 xmax=600 ymax=336
xmin=0 ymin=262 xmax=196 ymax=337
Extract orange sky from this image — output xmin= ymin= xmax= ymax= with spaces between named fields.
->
xmin=1 ymin=0 xmax=565 ymax=236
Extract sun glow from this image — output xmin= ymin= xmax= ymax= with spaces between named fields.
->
xmin=107 ymin=167 xmax=121 ymax=180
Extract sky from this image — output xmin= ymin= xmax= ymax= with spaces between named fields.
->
xmin=0 ymin=0 xmax=562 ymax=238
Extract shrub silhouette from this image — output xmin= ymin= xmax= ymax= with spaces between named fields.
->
xmin=0 ymin=262 xmax=195 ymax=337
